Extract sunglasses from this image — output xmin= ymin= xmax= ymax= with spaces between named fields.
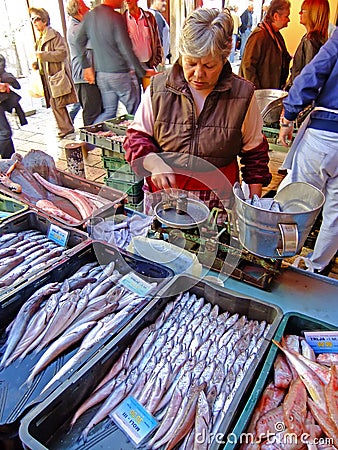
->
xmin=31 ymin=17 xmax=42 ymax=23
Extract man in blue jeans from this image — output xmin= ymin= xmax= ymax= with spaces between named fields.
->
xmin=240 ymin=2 xmax=254 ymax=59
xmin=76 ymin=0 xmax=155 ymax=122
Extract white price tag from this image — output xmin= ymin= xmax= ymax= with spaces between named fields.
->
xmin=47 ymin=223 xmax=69 ymax=247
xmin=304 ymin=330 xmax=338 ymax=353
xmin=111 ymin=396 xmax=158 ymax=447
xmin=119 ymin=272 xmax=155 ymax=296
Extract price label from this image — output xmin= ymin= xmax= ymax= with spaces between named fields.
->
xmin=304 ymin=330 xmax=338 ymax=353
xmin=111 ymin=396 xmax=158 ymax=447
xmin=47 ymin=223 xmax=69 ymax=247
xmin=119 ymin=272 xmax=155 ymax=296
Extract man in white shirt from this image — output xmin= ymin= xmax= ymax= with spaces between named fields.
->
xmin=124 ymin=0 xmax=163 ymax=70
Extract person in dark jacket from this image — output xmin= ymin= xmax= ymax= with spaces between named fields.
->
xmin=239 ymin=0 xmax=291 ymax=89
xmin=278 ymin=28 xmax=338 ymax=275
xmin=239 ymin=2 xmax=254 ymax=58
xmin=66 ymin=0 xmax=102 ymax=126
xmin=76 ymin=0 xmax=155 ymax=123
xmin=288 ymin=0 xmax=329 ymax=86
xmin=0 ymin=54 xmax=27 ymax=158
xmin=124 ymin=8 xmax=271 ymax=215
xmin=0 ymin=54 xmax=27 ymax=127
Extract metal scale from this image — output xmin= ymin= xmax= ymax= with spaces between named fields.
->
xmin=147 ymin=193 xmax=281 ymax=291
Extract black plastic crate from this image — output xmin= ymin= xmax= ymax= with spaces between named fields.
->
xmin=0 ymin=210 xmax=89 ymax=299
xmin=224 ymin=312 xmax=338 ymax=450
xmin=0 ymin=241 xmax=173 ymax=438
xmin=19 ymin=275 xmax=282 ymax=450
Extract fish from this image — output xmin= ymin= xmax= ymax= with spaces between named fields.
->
xmin=256 ymin=405 xmax=285 ymax=437
xmin=0 ymin=254 xmax=24 ymax=278
xmin=0 ymin=247 xmax=16 ymax=259
xmin=317 ymin=353 xmax=338 ymax=366
xmin=36 ymin=199 xmax=79 ymax=224
xmin=0 ymin=263 xmax=31 ymax=288
xmin=0 ymin=282 xmax=59 ymax=367
xmin=194 ymin=390 xmax=210 ymax=450
xmin=282 ymin=377 xmax=307 ymax=436
xmin=70 ymin=371 xmax=124 ymax=428
xmin=33 ymin=172 xmax=94 ymax=219
xmin=325 ymin=364 xmax=338 ymax=432
xmin=26 ymin=321 xmax=97 ymax=386
xmin=308 ymin=398 xmax=338 ymax=448
xmin=80 ymin=374 xmax=133 ymax=442
xmin=274 ymin=354 xmax=293 ymax=389
xmin=272 ymin=339 xmax=327 ymax=411
xmin=162 ymin=382 xmax=207 ymax=450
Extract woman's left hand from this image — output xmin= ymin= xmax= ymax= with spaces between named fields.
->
xmin=144 ymin=153 xmax=177 ymax=190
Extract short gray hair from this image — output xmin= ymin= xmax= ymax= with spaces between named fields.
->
xmin=178 ymin=8 xmax=233 ymax=60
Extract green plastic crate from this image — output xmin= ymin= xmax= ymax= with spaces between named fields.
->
xmin=0 ymin=194 xmax=28 ymax=223
xmin=224 ymin=312 xmax=338 ymax=450
xmin=126 ymin=200 xmax=144 ymax=212
xmin=104 ymin=114 xmax=134 ymax=134
xmin=79 ymin=123 xmax=125 ymax=152
xmin=101 ymin=148 xmax=126 ymax=160
xmin=104 ymin=177 xmax=144 ymax=198
xmin=102 ymin=156 xmax=131 ymax=172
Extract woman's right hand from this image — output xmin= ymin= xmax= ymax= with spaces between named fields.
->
xmin=143 ymin=153 xmax=177 ymax=190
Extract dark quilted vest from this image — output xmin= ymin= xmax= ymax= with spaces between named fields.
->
xmin=150 ymin=61 xmax=254 ymax=169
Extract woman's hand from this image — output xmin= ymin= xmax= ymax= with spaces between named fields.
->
xmin=143 ymin=153 xmax=177 ymax=190
xmin=278 ymin=119 xmax=294 ymax=147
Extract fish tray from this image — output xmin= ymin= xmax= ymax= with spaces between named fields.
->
xmin=79 ymin=122 xmax=126 ymax=152
xmin=0 ymin=210 xmax=89 ymax=300
xmin=0 ymin=169 xmax=127 ymax=228
xmin=104 ymin=114 xmax=134 ymax=134
xmin=18 ymin=275 xmax=282 ymax=450
xmin=0 ymin=193 xmax=28 ymax=224
xmin=223 ymin=312 xmax=338 ymax=450
xmin=0 ymin=241 xmax=173 ymax=440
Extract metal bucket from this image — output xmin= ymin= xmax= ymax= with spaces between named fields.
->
xmin=254 ymin=89 xmax=288 ymax=125
xmin=233 ymin=182 xmax=325 ymax=258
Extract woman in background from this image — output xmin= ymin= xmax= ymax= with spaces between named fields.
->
xmin=29 ymin=7 xmax=77 ymax=139
xmin=288 ymin=0 xmax=329 ymax=85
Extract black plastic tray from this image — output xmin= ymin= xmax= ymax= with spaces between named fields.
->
xmin=0 ymin=210 xmax=89 ymax=300
xmin=0 ymin=241 xmax=173 ymax=437
xmin=223 ymin=312 xmax=338 ymax=450
xmin=18 ymin=275 xmax=282 ymax=450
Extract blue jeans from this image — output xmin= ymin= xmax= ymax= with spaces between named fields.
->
xmin=68 ymin=102 xmax=81 ymax=123
xmin=95 ymin=72 xmax=140 ymax=122
xmin=230 ymin=34 xmax=238 ymax=63
xmin=240 ymin=29 xmax=251 ymax=58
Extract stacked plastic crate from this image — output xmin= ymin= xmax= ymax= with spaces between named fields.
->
xmin=79 ymin=115 xmax=144 ymax=211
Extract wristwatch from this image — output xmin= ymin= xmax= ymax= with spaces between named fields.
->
xmin=280 ymin=119 xmax=293 ymax=128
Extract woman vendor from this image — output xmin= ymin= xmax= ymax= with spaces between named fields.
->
xmin=124 ymin=8 xmax=272 ymax=213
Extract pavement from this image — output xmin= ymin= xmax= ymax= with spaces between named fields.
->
xmin=9 ymin=98 xmax=107 ymax=184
